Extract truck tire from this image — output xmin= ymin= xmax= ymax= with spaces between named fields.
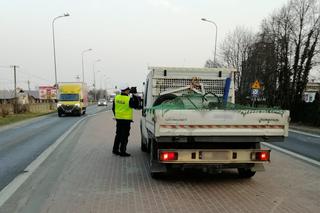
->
xmin=153 ymin=93 xmax=178 ymax=106
xmin=238 ymin=168 xmax=256 ymax=178
xmin=147 ymin=138 xmax=151 ymax=153
xmin=140 ymin=123 xmax=148 ymax=152
xmin=149 ymin=139 xmax=166 ymax=179
xmin=141 ymin=136 xmax=148 ymax=152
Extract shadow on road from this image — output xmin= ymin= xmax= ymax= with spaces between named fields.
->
xmin=150 ymin=168 xmax=253 ymax=183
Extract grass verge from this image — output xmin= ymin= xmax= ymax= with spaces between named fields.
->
xmin=0 ymin=112 xmax=55 ymax=127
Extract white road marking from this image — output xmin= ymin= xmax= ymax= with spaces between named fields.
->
xmin=289 ymin=129 xmax=320 ymax=138
xmin=262 ymin=142 xmax=320 ymax=167
xmin=0 ymin=113 xmax=98 ymax=207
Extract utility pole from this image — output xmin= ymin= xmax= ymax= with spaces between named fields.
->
xmin=10 ymin=65 xmax=19 ymax=113
xmin=10 ymin=65 xmax=19 ymax=98
xmin=27 ymin=80 xmax=31 ymax=93
xmin=201 ymin=18 xmax=218 ymax=66
xmin=52 ymin=13 xmax=70 ymax=86
xmin=81 ymin=48 xmax=92 ymax=82
xmin=92 ymin=59 xmax=101 ymax=102
xmin=93 ymin=68 xmax=96 ymax=101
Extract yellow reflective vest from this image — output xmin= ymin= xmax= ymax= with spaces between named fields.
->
xmin=114 ymin=95 xmax=133 ymax=120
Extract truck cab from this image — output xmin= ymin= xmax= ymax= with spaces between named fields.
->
xmin=57 ymin=82 xmax=88 ymax=117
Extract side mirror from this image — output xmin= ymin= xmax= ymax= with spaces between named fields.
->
xmin=54 ymin=99 xmax=58 ymax=103
xmin=80 ymin=99 xmax=84 ymax=102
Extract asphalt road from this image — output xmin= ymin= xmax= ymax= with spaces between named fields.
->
xmin=0 ymin=105 xmax=110 ymax=191
xmin=268 ymin=130 xmax=320 ymax=161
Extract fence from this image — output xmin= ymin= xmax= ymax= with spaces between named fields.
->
xmin=0 ymin=104 xmax=14 ymax=116
xmin=0 ymin=103 xmax=56 ymax=117
xmin=27 ymin=103 xmax=57 ymax=113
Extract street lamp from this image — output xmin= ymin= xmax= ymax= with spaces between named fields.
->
xmin=103 ymin=75 xmax=110 ymax=99
xmin=52 ymin=13 xmax=70 ymax=86
xmin=201 ymin=18 xmax=218 ymax=66
xmin=92 ymin=59 xmax=101 ymax=101
xmin=81 ymin=48 xmax=92 ymax=83
xmin=103 ymin=75 xmax=110 ymax=90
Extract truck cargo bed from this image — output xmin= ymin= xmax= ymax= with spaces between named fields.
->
xmin=147 ymin=109 xmax=289 ymax=138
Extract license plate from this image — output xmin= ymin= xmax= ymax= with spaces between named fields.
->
xmin=200 ymin=151 xmax=230 ymax=160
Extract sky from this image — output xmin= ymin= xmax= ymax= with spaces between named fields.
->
xmin=0 ymin=0 xmax=292 ymax=91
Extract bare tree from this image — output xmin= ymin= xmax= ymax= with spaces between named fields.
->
xmin=220 ymin=27 xmax=255 ymax=97
xmin=288 ymin=0 xmax=320 ymax=107
xmin=204 ymin=59 xmax=223 ymax=68
xmin=238 ymin=0 xmax=320 ymax=110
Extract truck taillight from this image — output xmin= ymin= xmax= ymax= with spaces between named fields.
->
xmin=160 ymin=151 xmax=178 ymax=161
xmin=252 ymin=151 xmax=270 ymax=161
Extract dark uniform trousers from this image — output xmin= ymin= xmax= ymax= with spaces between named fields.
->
xmin=113 ymin=119 xmax=131 ymax=153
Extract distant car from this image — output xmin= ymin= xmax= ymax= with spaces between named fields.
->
xmin=98 ymin=99 xmax=107 ymax=106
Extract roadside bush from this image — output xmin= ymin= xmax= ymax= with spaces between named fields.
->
xmin=1 ymin=107 xmax=9 ymax=117
xmin=17 ymin=104 xmax=27 ymax=113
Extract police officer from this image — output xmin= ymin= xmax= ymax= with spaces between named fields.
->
xmin=112 ymin=83 xmax=140 ymax=157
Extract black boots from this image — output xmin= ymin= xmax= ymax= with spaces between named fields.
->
xmin=113 ymin=150 xmax=131 ymax=157
xmin=119 ymin=152 xmax=131 ymax=157
xmin=112 ymin=150 xmax=121 ymax=155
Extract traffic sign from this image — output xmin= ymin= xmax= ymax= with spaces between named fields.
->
xmin=251 ymin=80 xmax=261 ymax=89
xmin=251 ymin=89 xmax=259 ymax=97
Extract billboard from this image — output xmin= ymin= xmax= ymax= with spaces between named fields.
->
xmin=39 ymin=86 xmax=57 ymax=100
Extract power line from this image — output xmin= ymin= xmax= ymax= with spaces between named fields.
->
xmin=17 ymin=70 xmax=52 ymax=83
xmin=0 ymin=68 xmax=51 ymax=83
xmin=0 ymin=79 xmax=13 ymax=82
xmin=0 ymin=66 xmax=53 ymax=92
xmin=0 ymin=66 xmax=51 ymax=82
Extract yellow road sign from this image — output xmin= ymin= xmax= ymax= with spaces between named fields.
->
xmin=251 ymin=80 xmax=261 ymax=89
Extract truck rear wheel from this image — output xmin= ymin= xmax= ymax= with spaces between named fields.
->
xmin=238 ymin=168 xmax=256 ymax=178
xmin=140 ymin=124 xmax=148 ymax=152
xmin=141 ymin=136 xmax=148 ymax=152
xmin=149 ymin=139 xmax=167 ymax=179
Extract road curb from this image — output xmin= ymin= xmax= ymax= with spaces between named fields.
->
xmin=0 ymin=114 xmax=94 ymax=207
xmin=262 ymin=142 xmax=320 ymax=167
xmin=289 ymin=129 xmax=320 ymax=138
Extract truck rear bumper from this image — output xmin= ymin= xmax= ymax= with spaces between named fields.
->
xmin=156 ymin=149 xmax=270 ymax=165
xmin=156 ymin=136 xmax=285 ymax=143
